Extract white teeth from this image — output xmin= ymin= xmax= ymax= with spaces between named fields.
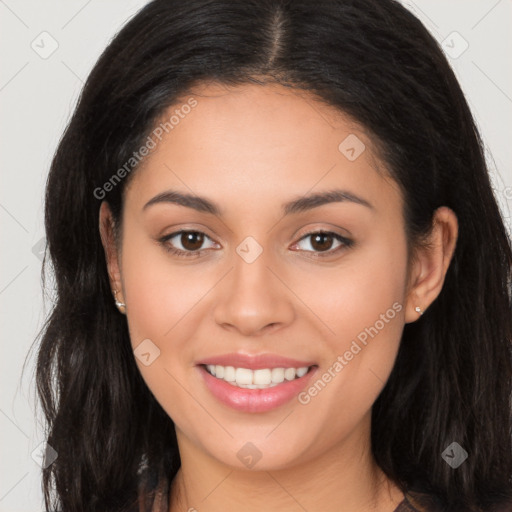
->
xmin=204 ymin=364 xmax=310 ymax=389
xmin=284 ymin=368 xmax=296 ymax=381
xmin=224 ymin=366 xmax=236 ymax=382
xmin=235 ymin=368 xmax=253 ymax=385
xmin=271 ymin=367 xmax=285 ymax=384
xmin=296 ymin=367 xmax=308 ymax=378
xmin=253 ymin=369 xmax=272 ymax=386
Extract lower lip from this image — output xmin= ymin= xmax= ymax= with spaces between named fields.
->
xmin=198 ymin=365 xmax=317 ymax=413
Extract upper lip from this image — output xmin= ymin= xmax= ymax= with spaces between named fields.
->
xmin=196 ymin=353 xmax=316 ymax=370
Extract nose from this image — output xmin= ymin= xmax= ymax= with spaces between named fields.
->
xmin=213 ymin=248 xmax=295 ymax=337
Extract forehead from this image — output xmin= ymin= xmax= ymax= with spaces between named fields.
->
xmin=124 ymin=81 xmax=402 ymax=217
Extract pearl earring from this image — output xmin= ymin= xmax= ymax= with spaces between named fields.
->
xmin=114 ymin=290 xmax=126 ymax=314
xmin=415 ymin=306 xmax=423 ymax=316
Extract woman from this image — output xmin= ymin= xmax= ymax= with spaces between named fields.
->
xmin=35 ymin=0 xmax=512 ymax=511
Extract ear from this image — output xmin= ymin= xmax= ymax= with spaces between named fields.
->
xmin=99 ymin=201 xmax=124 ymax=303
xmin=404 ymin=206 xmax=458 ymax=323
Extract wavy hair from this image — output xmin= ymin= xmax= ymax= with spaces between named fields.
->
xmin=35 ymin=0 xmax=512 ymax=510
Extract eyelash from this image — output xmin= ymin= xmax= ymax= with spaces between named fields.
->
xmin=159 ymin=229 xmax=354 ymax=259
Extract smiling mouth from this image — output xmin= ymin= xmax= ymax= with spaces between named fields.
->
xmin=202 ymin=364 xmax=316 ymax=389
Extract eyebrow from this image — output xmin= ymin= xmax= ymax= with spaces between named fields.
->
xmin=143 ymin=188 xmax=374 ymax=216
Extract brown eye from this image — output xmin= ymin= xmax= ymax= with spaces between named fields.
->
xmin=309 ymin=233 xmax=335 ymax=251
xmin=159 ymin=230 xmax=218 ymax=257
xmin=293 ymin=230 xmax=354 ymax=256
xmin=180 ymin=231 xmax=204 ymax=251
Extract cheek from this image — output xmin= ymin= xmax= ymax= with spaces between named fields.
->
xmin=312 ymin=246 xmax=407 ymax=427
xmin=288 ymin=232 xmax=408 ymax=347
xmin=290 ymin=231 xmax=408 ymax=416
xmin=120 ymin=227 xmax=210 ymax=343
xmin=119 ymin=234 xmax=206 ymax=426
xmin=119 ymin=228 xmax=225 ymax=416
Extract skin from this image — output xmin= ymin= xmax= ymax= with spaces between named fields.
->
xmin=99 ymin=82 xmax=458 ymax=512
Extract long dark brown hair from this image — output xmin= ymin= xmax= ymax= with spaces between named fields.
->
xmin=35 ymin=0 xmax=512 ymax=510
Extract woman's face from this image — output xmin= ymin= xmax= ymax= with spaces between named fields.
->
xmin=107 ymin=82 xmax=414 ymax=470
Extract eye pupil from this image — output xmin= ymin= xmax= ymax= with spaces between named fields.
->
xmin=182 ymin=232 xmax=204 ymax=250
xmin=311 ymin=233 xmax=333 ymax=251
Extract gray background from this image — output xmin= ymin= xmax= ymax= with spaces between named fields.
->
xmin=1 ymin=1 xmax=511 ymax=510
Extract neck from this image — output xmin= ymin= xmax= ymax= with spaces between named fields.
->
xmin=168 ymin=417 xmax=404 ymax=512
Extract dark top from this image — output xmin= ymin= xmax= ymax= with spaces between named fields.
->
xmin=393 ymin=490 xmax=512 ymax=512
xmin=393 ymin=491 xmax=436 ymax=512
xmin=394 ymin=495 xmax=423 ymax=512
